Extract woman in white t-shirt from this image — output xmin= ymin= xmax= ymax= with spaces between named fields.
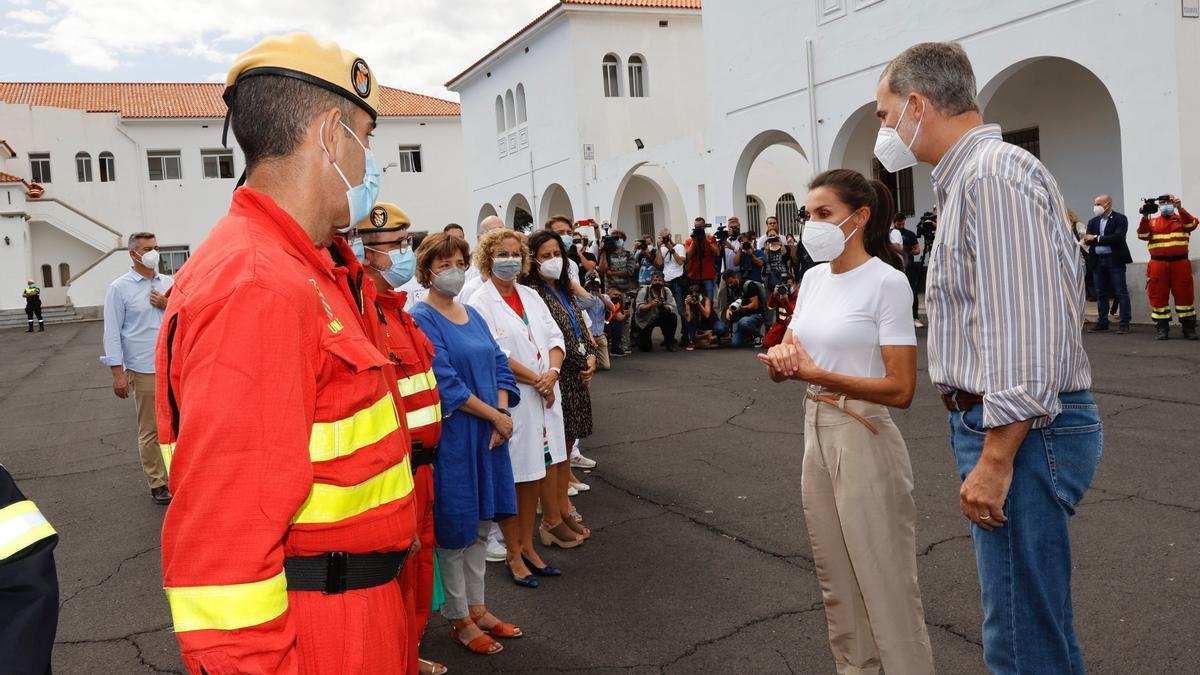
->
xmin=759 ymin=169 xmax=934 ymax=674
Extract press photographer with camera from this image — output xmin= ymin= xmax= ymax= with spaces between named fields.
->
xmin=1137 ymin=193 xmax=1198 ymax=340
xmin=733 ymin=232 xmax=765 ymax=283
xmin=604 ymin=286 xmax=629 ymax=358
xmin=763 ymin=275 xmax=799 ymax=348
xmin=634 ymin=270 xmax=680 ymax=352
xmin=634 ymin=236 xmax=663 ymax=286
xmin=761 ymin=229 xmax=790 ymax=289
xmin=582 ymin=274 xmax=615 ymax=370
xmin=790 ymin=210 xmax=819 ymax=281
xmin=598 ymin=228 xmax=639 ymax=351
xmin=682 ymin=278 xmax=725 ymax=350
xmin=719 ymin=217 xmax=741 ymax=274
xmin=716 ymin=270 xmax=765 ymax=348
xmin=891 ymin=214 xmax=924 ymax=327
xmin=685 ymin=217 xmax=722 ymax=300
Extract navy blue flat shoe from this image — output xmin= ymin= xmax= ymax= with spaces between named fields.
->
xmin=522 ymin=555 xmax=562 ymax=577
xmin=506 ymin=562 xmax=539 ymax=588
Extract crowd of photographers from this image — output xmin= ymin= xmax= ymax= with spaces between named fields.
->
xmin=570 ymin=209 xmax=938 ymax=355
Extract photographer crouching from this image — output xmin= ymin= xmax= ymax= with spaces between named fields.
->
xmin=1137 ymin=194 xmax=1198 ymax=340
xmin=682 ymin=278 xmax=725 ymax=350
xmin=763 ymin=275 xmax=799 ymax=348
xmin=716 ymin=270 xmax=765 ymax=348
xmin=634 ymin=271 xmax=680 ymax=352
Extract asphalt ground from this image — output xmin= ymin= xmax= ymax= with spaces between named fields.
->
xmin=1 ymin=320 xmax=1196 ymax=674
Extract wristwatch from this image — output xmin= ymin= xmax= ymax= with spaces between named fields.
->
xmin=496 ymin=408 xmax=511 ymax=417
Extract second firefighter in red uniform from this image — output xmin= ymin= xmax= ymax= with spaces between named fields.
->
xmin=1137 ymin=194 xmax=1198 ymax=340
xmin=352 ymin=202 xmax=446 ymax=675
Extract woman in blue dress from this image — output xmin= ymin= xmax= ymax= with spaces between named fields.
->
xmin=409 ymin=233 xmax=522 ymax=657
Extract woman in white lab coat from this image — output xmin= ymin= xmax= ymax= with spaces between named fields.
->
xmin=468 ymin=229 xmax=575 ymax=589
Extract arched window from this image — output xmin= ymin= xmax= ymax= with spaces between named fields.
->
xmin=746 ymin=195 xmax=763 ymax=230
xmin=41 ymin=264 xmax=54 ymax=288
xmin=602 ymin=54 xmax=621 ymax=97
xmin=59 ymin=263 xmax=71 ymax=286
xmin=504 ymin=90 xmax=516 ymax=129
xmin=515 ymin=84 xmax=527 ymax=124
xmin=628 ymin=55 xmax=646 ymax=97
xmin=98 ymin=151 xmax=115 ymax=182
xmin=775 ymin=193 xmax=799 ymax=230
xmin=75 ymin=151 xmax=93 ymax=182
xmin=494 ymin=96 xmax=505 ymax=135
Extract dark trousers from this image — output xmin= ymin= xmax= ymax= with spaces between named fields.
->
xmin=636 ymin=312 xmax=678 ymax=352
xmin=1093 ymin=255 xmax=1131 ymax=326
xmin=906 ymin=261 xmax=921 ymax=319
xmin=606 ymin=317 xmax=626 ymax=353
xmin=668 ymin=277 xmax=689 ymax=339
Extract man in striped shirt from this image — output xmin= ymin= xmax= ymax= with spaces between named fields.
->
xmin=875 ymin=42 xmax=1102 ymax=675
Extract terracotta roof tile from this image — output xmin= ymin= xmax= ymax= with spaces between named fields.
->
xmin=0 ymin=171 xmax=29 ymax=185
xmin=446 ymin=0 xmax=701 ymax=88
xmin=0 ymin=82 xmax=459 ymax=119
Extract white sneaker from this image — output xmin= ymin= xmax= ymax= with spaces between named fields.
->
xmin=913 ymin=319 xmax=925 ymax=328
xmin=570 ymin=480 xmax=590 ymax=493
xmin=571 ymin=453 xmax=597 ymax=469
xmin=485 ymin=539 xmax=507 ymax=562
xmin=567 ymin=484 xmax=579 ymax=497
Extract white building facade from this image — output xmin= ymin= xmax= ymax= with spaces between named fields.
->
xmin=0 ymin=83 xmax=466 ymax=312
xmin=452 ymin=0 xmax=1200 ymax=320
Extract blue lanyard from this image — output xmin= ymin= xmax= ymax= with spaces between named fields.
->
xmin=550 ymin=286 xmax=581 ymax=339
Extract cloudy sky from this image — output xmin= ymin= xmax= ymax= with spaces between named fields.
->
xmin=0 ymin=0 xmax=554 ymax=100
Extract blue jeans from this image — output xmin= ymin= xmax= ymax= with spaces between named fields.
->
xmin=1093 ymin=255 xmax=1130 ymax=326
xmin=730 ymin=314 xmax=764 ymax=347
xmin=669 ymin=277 xmax=688 ymax=339
xmin=949 ymin=391 xmax=1102 ymax=675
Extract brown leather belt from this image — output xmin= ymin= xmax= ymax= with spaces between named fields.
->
xmin=805 ymin=390 xmax=879 ymax=435
xmin=941 ymin=390 xmax=984 ymax=412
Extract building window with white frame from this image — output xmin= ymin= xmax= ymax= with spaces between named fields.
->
xmin=775 ymin=193 xmax=799 ymax=230
xmin=602 ymin=54 xmax=621 ymax=97
xmin=397 ymin=146 xmax=423 ymax=173
xmin=147 ymin=150 xmax=182 ymax=181
xmin=75 ymin=152 xmax=93 ymax=182
xmin=628 ymin=55 xmax=646 ymax=97
xmin=637 ymin=203 xmax=655 ymax=235
xmin=159 ymin=246 xmax=191 ymax=275
xmin=99 ymin=151 xmax=116 ymax=182
xmin=201 ymin=149 xmax=235 ymax=179
xmin=30 ymin=153 xmax=51 ymax=184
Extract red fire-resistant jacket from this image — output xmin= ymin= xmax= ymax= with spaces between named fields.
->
xmin=374 ymin=290 xmax=442 ymax=451
xmin=1138 ymin=207 xmax=1198 ymax=258
xmin=155 ymin=187 xmax=417 ymax=674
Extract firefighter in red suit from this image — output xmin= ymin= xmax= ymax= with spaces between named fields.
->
xmin=155 ymin=34 xmax=418 ymax=674
xmin=1137 ymin=194 xmax=1198 ymax=340
xmin=351 ymin=203 xmax=447 ymax=675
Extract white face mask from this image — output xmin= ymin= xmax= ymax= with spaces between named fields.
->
xmin=801 ymin=212 xmax=859 ymax=263
xmin=538 ymin=256 xmax=564 ymax=280
xmin=874 ymin=97 xmax=923 ymax=173
xmin=137 ymin=249 xmax=160 ymax=271
xmin=1093 ymin=205 xmax=1105 ymax=217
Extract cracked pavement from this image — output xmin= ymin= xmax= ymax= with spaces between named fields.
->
xmin=2 ymin=321 xmax=1196 ymax=673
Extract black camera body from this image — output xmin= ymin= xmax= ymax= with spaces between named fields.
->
xmin=798 ymin=206 xmax=810 ymax=223
xmin=688 ymin=292 xmax=703 ymax=304
xmin=602 ymin=234 xmax=620 ymax=249
xmin=714 ymin=224 xmax=730 ymax=242
xmin=1141 ymin=195 xmax=1172 ymax=216
xmin=774 ymin=284 xmax=789 ymax=295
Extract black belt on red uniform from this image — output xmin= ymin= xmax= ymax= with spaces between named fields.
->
xmin=1151 ymin=254 xmax=1188 ymax=262
xmin=941 ymin=390 xmax=984 ymax=412
xmin=411 ymin=443 xmax=437 ymax=469
xmin=284 ymin=550 xmax=408 ymax=594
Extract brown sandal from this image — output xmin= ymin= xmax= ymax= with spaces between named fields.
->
xmin=450 ymin=619 xmax=503 ymax=655
xmin=471 ymin=610 xmax=523 ymax=638
xmin=539 ymin=521 xmax=584 ymax=548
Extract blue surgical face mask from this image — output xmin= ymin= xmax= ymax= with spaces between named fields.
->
xmin=350 ymin=237 xmax=366 ymax=262
xmin=322 ymin=120 xmax=380 ymax=232
xmin=615 ymin=238 xmax=625 ymax=248
xmin=1160 ymin=204 xmax=1176 ymax=217
xmin=378 ymin=248 xmax=416 ymax=288
xmin=560 ymin=234 xmax=575 ymax=250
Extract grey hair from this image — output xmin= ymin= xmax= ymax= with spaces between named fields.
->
xmin=128 ymin=232 xmax=156 ymax=251
xmin=229 ymin=76 xmax=357 ymax=172
xmin=881 ymin=42 xmax=980 ymax=116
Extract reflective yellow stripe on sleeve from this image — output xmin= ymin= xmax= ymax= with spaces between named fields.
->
xmin=291 ymin=457 xmax=414 ymax=525
xmin=397 ymin=369 xmax=436 ymax=397
xmin=309 ymin=393 xmax=400 ymax=463
xmin=165 ymin=571 xmax=288 ymax=633
xmin=0 ymin=500 xmax=57 ymax=560
xmin=406 ymin=402 xmax=442 ymax=430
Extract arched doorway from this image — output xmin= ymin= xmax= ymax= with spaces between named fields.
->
xmin=539 ymin=183 xmax=574 ymax=224
xmin=609 ymin=162 xmax=687 ymax=239
xmin=828 ymin=101 xmax=931 ymax=219
xmin=505 ymin=194 xmax=533 ymax=233
xmin=979 ymin=57 xmax=1123 ymax=217
xmin=732 ymin=129 xmax=812 ymax=235
xmin=477 ymin=203 xmax=498 ymax=225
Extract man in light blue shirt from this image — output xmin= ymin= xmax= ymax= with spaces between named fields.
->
xmin=100 ymin=232 xmax=174 ymax=504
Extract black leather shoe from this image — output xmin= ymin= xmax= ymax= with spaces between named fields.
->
xmin=506 ymin=562 xmax=539 ymax=588
xmin=1117 ymin=324 xmax=1130 ymax=335
xmin=522 ymin=555 xmax=562 ymax=577
xmin=151 ymin=485 xmax=173 ymax=505
xmin=1087 ymin=324 xmax=1109 ymax=333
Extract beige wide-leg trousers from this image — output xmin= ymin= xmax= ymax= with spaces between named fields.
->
xmin=802 ymin=391 xmax=935 ymax=675
xmin=127 ymin=370 xmax=168 ymax=489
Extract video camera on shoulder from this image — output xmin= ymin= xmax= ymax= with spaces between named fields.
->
xmin=1141 ymin=195 xmax=1173 ymax=216
xmin=714 ymin=224 xmax=730 ymax=242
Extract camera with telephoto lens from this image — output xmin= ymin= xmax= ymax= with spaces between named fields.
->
xmin=1141 ymin=195 xmax=1172 ymax=216
xmin=774 ymin=283 xmax=789 ymax=296
xmin=714 ymin=224 xmax=730 ymax=242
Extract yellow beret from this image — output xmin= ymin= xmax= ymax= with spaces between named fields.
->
xmin=357 ymin=203 xmax=412 ymax=233
xmin=225 ymin=32 xmax=379 ymax=119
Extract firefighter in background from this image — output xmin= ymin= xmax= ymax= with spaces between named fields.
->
xmin=0 ymin=464 xmax=59 ymax=674
xmin=351 ymin=203 xmax=447 ymax=675
xmin=23 ymin=279 xmax=44 ymax=332
xmin=1138 ymin=194 xmax=1198 ymax=340
xmin=155 ymin=34 xmax=419 ymax=674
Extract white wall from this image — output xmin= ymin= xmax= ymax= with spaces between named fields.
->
xmin=745 ymin=145 xmax=812 ymax=229
xmin=0 ymin=188 xmax=31 ymax=311
xmin=29 ymin=222 xmax=102 ymax=305
xmin=375 ymin=116 xmax=468 ymax=234
xmin=615 ymin=175 xmax=664 ymax=237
